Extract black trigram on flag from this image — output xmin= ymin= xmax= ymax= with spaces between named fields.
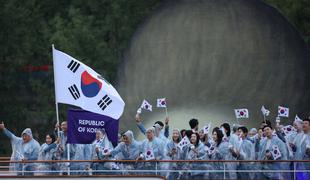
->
xmin=68 ymin=84 xmax=80 ymax=100
xmin=67 ymin=59 xmax=80 ymax=73
xmin=97 ymin=95 xmax=112 ymax=111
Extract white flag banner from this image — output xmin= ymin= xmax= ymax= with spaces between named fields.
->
xmin=52 ymin=47 xmax=125 ymax=119
xmin=177 ymin=136 xmax=190 ymax=150
xmin=294 ymin=114 xmax=302 ymax=122
xmin=261 ymin=106 xmax=270 ymax=116
xmin=157 ymin=98 xmax=167 ymax=108
xmin=282 ymin=125 xmax=297 ymax=136
xmin=271 ymin=145 xmax=281 ymax=160
xmin=203 ymin=123 xmax=211 ymax=135
xmin=140 ymin=99 xmax=152 ymax=111
xmin=278 ymin=106 xmax=289 ymax=117
xmin=234 ymin=108 xmax=249 ymax=118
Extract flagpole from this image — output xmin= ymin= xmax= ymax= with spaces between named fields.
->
xmin=52 ymin=44 xmax=60 ymax=138
xmin=236 ymin=118 xmax=239 ymax=125
xmin=55 ymin=103 xmax=60 ymax=138
xmin=67 ymin=143 xmax=70 ymax=175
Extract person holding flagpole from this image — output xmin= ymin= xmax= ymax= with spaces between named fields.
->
xmin=54 ymin=121 xmax=76 ymax=175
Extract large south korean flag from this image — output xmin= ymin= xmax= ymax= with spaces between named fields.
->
xmin=52 ymin=46 xmax=125 ymax=119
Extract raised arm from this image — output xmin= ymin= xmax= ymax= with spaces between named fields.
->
xmin=0 ymin=121 xmax=20 ymax=143
xmin=164 ymin=117 xmax=170 ymax=138
xmin=135 ymin=114 xmax=146 ymax=135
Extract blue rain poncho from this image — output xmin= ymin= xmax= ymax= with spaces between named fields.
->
xmin=257 ymin=136 xmax=288 ymax=179
xmin=236 ymin=138 xmax=255 ymax=179
xmin=37 ymin=142 xmax=57 ymax=175
xmin=183 ymin=142 xmax=206 ymax=179
xmin=293 ymin=132 xmax=310 ymax=180
xmin=139 ymin=127 xmax=165 ymax=174
xmin=3 ymin=128 xmax=40 ymax=175
xmin=110 ymin=130 xmax=141 ymax=174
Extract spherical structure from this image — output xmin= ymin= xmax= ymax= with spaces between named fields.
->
xmin=116 ymin=0 xmax=310 ymax=134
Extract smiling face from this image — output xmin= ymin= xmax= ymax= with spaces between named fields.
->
xmin=22 ymin=134 xmax=31 ymax=143
xmin=45 ymin=134 xmax=52 ymax=145
xmin=95 ymin=131 xmax=103 ymax=140
xmin=303 ymin=120 xmax=310 ymax=133
xmin=212 ymin=131 xmax=218 ymax=142
xmin=172 ymin=130 xmax=180 ymax=142
xmin=190 ymin=133 xmax=198 ymax=144
xmin=123 ymin=135 xmax=130 ymax=145
xmin=263 ymin=127 xmax=273 ymax=138
xmin=199 ymin=130 xmax=204 ymax=140
xmin=146 ymin=129 xmax=154 ymax=140
xmin=61 ymin=121 xmax=67 ymax=133
xmin=249 ymin=130 xmax=256 ymax=137
xmin=238 ymin=129 xmax=246 ymax=139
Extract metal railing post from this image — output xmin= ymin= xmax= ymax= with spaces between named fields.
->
xmin=155 ymin=161 xmax=158 ymax=175
xmin=223 ymin=163 xmax=226 ymax=179
xmin=293 ymin=161 xmax=296 ymax=180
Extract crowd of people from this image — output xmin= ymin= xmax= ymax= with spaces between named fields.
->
xmin=0 ymin=112 xmax=310 ymax=180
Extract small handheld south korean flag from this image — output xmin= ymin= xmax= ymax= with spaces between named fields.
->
xmin=145 ymin=149 xmax=155 ymax=160
xmin=157 ymin=98 xmax=167 ymax=108
xmin=282 ymin=125 xmax=297 ymax=136
xmin=220 ymin=126 xmax=228 ymax=142
xmin=271 ymin=145 xmax=281 ymax=160
xmin=178 ymin=136 xmax=190 ymax=150
xmin=261 ymin=106 xmax=270 ymax=116
xmin=157 ymin=98 xmax=169 ymax=117
xmin=140 ymin=99 xmax=152 ymax=111
xmin=203 ymin=123 xmax=211 ymax=135
xmin=294 ymin=114 xmax=302 ymax=122
xmin=234 ymin=108 xmax=249 ymax=119
xmin=205 ymin=144 xmax=216 ymax=155
xmin=102 ymin=148 xmax=111 ymax=156
xmin=278 ymin=106 xmax=289 ymax=117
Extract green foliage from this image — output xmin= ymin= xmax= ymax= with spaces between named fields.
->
xmin=263 ymin=0 xmax=310 ymax=44
xmin=0 ymin=0 xmax=161 ymax=150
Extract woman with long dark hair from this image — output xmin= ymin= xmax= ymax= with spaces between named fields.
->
xmin=37 ymin=133 xmax=57 ymax=175
xmin=183 ymin=132 xmax=205 ymax=179
xmin=209 ymin=127 xmax=230 ymax=180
